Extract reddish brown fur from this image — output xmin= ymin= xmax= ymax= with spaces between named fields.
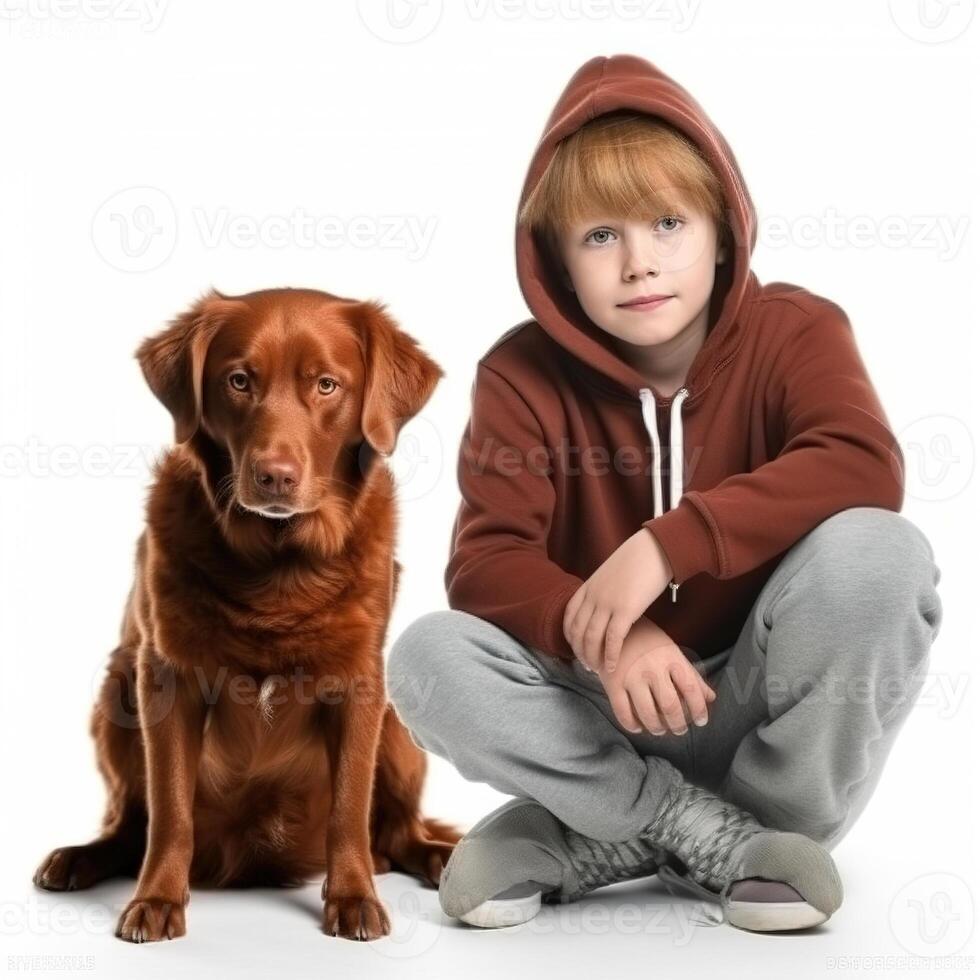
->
xmin=33 ymin=287 xmax=461 ymax=942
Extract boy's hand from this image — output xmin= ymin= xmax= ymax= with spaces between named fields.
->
xmin=563 ymin=529 xmax=673 ymax=672
xmin=593 ymin=617 xmax=716 ymax=735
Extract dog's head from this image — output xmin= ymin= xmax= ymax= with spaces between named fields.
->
xmin=136 ymin=287 xmax=443 ymax=539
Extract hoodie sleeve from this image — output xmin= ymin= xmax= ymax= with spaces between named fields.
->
xmin=642 ymin=301 xmax=905 ymax=583
xmin=444 ymin=362 xmax=584 ymax=661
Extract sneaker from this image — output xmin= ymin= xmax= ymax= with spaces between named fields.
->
xmin=438 ymin=797 xmax=670 ymax=928
xmin=642 ymin=780 xmax=843 ymax=932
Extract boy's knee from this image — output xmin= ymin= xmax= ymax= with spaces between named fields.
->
xmin=386 ymin=609 xmax=472 ymax=724
xmin=797 ymin=508 xmax=941 ymax=618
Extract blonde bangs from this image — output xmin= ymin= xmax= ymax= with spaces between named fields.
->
xmin=519 ymin=111 xmax=727 ymax=248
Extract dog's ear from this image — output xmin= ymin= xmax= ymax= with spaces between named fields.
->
xmin=135 ymin=289 xmax=247 ymax=444
xmin=352 ymin=300 xmax=444 ymax=457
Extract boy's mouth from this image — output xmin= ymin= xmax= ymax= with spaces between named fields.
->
xmin=617 ymin=293 xmax=674 ymax=311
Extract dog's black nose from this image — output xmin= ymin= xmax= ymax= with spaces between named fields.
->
xmin=254 ymin=455 xmax=300 ymax=497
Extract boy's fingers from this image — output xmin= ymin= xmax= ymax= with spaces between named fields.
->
xmin=580 ymin=629 xmax=601 ymax=672
xmin=607 ymin=681 xmax=644 ymax=734
xmin=603 ymin=616 xmax=629 ymax=672
xmin=562 ymin=591 xmax=585 ymax=646
xmin=583 ymin=610 xmax=610 ymax=672
xmin=669 ymin=663 xmax=708 ymax=725
xmin=626 ymin=681 xmax=665 ymax=735
xmin=568 ymin=600 xmax=596 ymax=664
xmin=651 ymin=671 xmax=687 ymax=735
xmin=692 ymin=668 xmax=717 ymax=701
xmin=562 ymin=598 xmax=576 ymax=644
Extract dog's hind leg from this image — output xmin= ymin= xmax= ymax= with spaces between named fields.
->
xmin=33 ymin=799 xmax=147 ymax=891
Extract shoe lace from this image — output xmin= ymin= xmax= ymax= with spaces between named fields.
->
xmin=558 ymin=827 xmax=667 ymax=902
xmin=645 ymin=781 xmax=767 ymax=891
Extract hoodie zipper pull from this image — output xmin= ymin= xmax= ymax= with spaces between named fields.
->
xmin=669 ymin=580 xmax=679 ymax=603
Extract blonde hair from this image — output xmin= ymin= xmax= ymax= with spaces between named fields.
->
xmin=519 ymin=110 xmax=730 ymax=257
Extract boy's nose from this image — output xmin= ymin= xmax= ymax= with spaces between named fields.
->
xmin=621 ymin=237 xmax=661 ymax=280
xmin=623 ymin=254 xmax=660 ymax=280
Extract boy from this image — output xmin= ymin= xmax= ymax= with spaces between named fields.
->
xmin=387 ymin=54 xmax=942 ymax=933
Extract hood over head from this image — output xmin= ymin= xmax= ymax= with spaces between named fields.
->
xmin=515 ymin=54 xmax=758 ymax=404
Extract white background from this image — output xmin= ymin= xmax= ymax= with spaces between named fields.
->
xmin=1 ymin=1 xmax=977 ymax=977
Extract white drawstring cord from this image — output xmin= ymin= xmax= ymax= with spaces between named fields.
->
xmin=639 ymin=386 xmax=689 ymax=601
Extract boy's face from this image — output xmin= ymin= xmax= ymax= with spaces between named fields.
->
xmin=554 ymin=206 xmax=727 ymax=349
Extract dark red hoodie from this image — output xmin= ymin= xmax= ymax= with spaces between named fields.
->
xmin=444 ymin=53 xmax=904 ymax=664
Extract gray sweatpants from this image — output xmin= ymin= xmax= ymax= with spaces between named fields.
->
xmin=386 ymin=507 xmax=943 ymax=851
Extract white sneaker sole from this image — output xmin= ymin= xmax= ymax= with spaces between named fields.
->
xmin=726 ymin=899 xmax=829 ymax=932
xmin=458 ymin=887 xmax=543 ymax=928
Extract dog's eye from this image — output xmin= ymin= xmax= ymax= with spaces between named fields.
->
xmin=317 ymin=377 xmax=337 ymax=395
xmin=229 ymin=372 xmax=250 ymax=392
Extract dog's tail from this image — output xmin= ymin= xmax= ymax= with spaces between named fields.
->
xmin=420 ymin=816 xmax=464 ymax=846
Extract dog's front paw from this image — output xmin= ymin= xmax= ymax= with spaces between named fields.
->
xmin=115 ymin=897 xmax=187 ymax=943
xmin=322 ymin=892 xmax=391 ymax=941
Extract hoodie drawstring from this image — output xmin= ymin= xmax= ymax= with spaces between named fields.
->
xmin=638 ymin=387 xmax=689 ymax=603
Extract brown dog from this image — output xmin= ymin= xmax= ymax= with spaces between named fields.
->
xmin=32 ymin=287 xmax=461 ymax=942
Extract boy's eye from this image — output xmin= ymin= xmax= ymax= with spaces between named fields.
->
xmin=656 ymin=215 xmax=684 ymax=232
xmin=584 ymin=228 xmax=616 ymax=246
